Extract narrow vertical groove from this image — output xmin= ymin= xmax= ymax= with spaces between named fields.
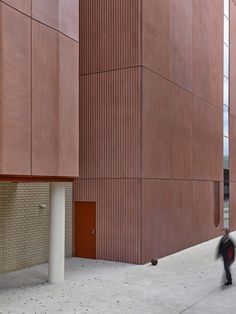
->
xmin=139 ymin=0 xmax=143 ymax=263
xmin=56 ymin=29 xmax=60 ymax=176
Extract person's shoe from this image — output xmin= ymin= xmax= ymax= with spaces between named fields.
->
xmin=225 ymin=281 xmax=232 ymax=286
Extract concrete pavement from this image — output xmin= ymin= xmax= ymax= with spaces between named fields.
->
xmin=1 ymin=233 xmax=236 ymax=314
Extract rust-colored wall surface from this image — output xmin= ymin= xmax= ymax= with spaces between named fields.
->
xmin=192 ymin=96 xmax=222 ymax=181
xmin=142 ymin=69 xmax=193 ymax=180
xmin=0 ymin=1 xmax=79 ymax=178
xmin=2 ymin=0 xmax=31 ymax=15
xmin=230 ymin=1 xmax=236 ymax=230
xmin=2 ymin=0 xmax=225 ymax=263
xmin=142 ymin=0 xmax=222 ymax=106
xmin=230 ymin=1 xmax=236 ymax=117
xmin=79 ymin=69 xmax=141 ymax=179
xmin=0 ymin=4 xmax=31 ymax=175
xmin=142 ymin=69 xmax=222 ymax=182
xmin=77 ymin=0 xmax=224 ymax=264
xmin=77 ymin=0 xmax=142 ymax=263
xmin=75 ymin=179 xmax=141 ymax=263
xmin=78 ymin=67 xmax=142 ymax=263
xmin=141 ymin=0 xmax=223 ymax=263
xmin=142 ymin=180 xmax=223 ymax=260
xmin=79 ymin=0 xmax=141 ymax=75
xmin=32 ymin=0 xmax=79 ymax=41
xmin=192 ymin=0 xmax=223 ymax=108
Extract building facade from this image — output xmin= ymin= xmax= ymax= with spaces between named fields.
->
xmin=0 ymin=0 xmax=235 ymax=274
xmin=77 ymin=0 xmax=227 ymax=264
xmin=0 ymin=0 xmax=79 ymax=281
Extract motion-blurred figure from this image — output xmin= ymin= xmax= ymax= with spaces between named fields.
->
xmin=217 ymin=228 xmax=235 ymax=286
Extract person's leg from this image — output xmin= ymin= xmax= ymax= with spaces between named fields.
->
xmin=224 ymin=260 xmax=232 ymax=284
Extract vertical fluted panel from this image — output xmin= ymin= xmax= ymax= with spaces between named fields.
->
xmin=80 ymin=68 xmax=141 ymax=179
xmin=77 ymin=0 xmax=142 ymax=263
xmin=76 ymin=179 xmax=141 ymax=264
xmin=77 ymin=67 xmax=141 ymax=263
xmin=79 ymin=0 xmax=141 ymax=75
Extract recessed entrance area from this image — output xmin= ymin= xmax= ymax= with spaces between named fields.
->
xmin=75 ymin=202 xmax=96 ymax=259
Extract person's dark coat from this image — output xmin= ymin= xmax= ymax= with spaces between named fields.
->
xmin=217 ymin=236 xmax=235 ymax=264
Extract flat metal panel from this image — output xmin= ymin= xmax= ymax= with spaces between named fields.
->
xmin=0 ymin=4 xmax=31 ymax=175
xmin=3 ymin=0 xmax=31 ymax=15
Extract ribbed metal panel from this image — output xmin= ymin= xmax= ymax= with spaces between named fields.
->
xmin=79 ymin=68 xmax=141 ymax=179
xmin=77 ymin=67 xmax=141 ymax=263
xmin=75 ymin=179 xmax=141 ymax=264
xmin=77 ymin=0 xmax=142 ymax=264
xmin=79 ymin=0 xmax=141 ymax=75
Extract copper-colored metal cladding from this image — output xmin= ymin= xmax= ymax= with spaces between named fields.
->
xmin=78 ymin=68 xmax=142 ymax=263
xmin=32 ymin=22 xmax=59 ymax=176
xmin=141 ymin=0 xmax=223 ymax=263
xmin=142 ymin=0 xmax=171 ymax=79
xmin=0 ymin=1 xmax=79 ymax=178
xmin=0 ymin=0 xmax=229 ymax=264
xmin=32 ymin=22 xmax=79 ymax=176
xmin=142 ymin=69 xmax=193 ymax=180
xmin=0 ymin=4 xmax=31 ymax=175
xmin=77 ymin=0 xmax=142 ymax=263
xmin=230 ymin=117 xmax=236 ymax=183
xmin=2 ymin=0 xmax=31 ymax=15
xmin=75 ymin=179 xmax=141 ymax=264
xmin=192 ymin=0 xmax=223 ymax=108
xmin=79 ymin=0 xmax=141 ymax=75
xmin=58 ymin=34 xmax=79 ymax=177
xmin=192 ymin=96 xmax=222 ymax=181
xmin=230 ymin=1 xmax=236 ymax=230
xmin=32 ymin=0 xmax=58 ymax=29
xmin=141 ymin=74 xmax=223 ymax=261
xmin=230 ymin=1 xmax=236 ymax=117
xmin=58 ymin=0 xmax=79 ymax=41
xmin=170 ymin=0 xmax=192 ymax=91
xmin=32 ymin=0 xmax=79 ymax=41
xmin=230 ymin=183 xmax=236 ymax=230
xmin=79 ymin=69 xmax=141 ymax=179
xmin=77 ymin=0 xmax=224 ymax=264
xmin=142 ymin=0 xmax=223 ymax=107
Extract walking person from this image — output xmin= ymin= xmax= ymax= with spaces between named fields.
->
xmin=217 ymin=228 xmax=235 ymax=286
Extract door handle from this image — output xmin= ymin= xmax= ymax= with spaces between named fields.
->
xmin=91 ymin=229 xmax=96 ymax=235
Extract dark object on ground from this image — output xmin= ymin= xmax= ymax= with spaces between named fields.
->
xmin=225 ymin=281 xmax=232 ymax=286
xmin=151 ymin=259 xmax=158 ymax=266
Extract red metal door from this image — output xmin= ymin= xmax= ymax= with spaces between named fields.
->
xmin=75 ymin=202 xmax=96 ymax=259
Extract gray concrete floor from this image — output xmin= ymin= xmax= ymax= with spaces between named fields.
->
xmin=1 ymin=233 xmax=236 ymax=314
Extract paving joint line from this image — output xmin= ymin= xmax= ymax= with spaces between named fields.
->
xmin=179 ymin=287 xmax=219 ymax=314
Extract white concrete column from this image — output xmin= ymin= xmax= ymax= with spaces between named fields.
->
xmin=49 ymin=182 xmax=65 ymax=284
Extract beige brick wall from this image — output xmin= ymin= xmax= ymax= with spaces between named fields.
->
xmin=65 ymin=183 xmax=73 ymax=257
xmin=0 ymin=182 xmax=73 ymax=273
